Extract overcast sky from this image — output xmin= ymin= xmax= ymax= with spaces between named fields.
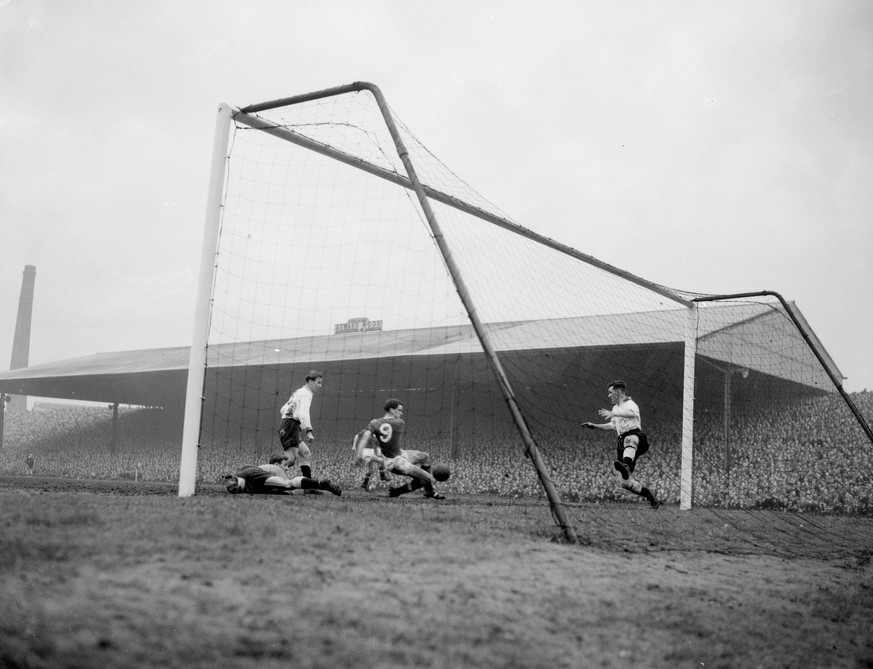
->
xmin=2 ymin=0 xmax=872 ymax=393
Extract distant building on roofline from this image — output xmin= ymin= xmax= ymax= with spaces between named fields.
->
xmin=334 ymin=317 xmax=383 ymax=334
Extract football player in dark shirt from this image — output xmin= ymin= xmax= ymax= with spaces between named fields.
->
xmin=353 ymin=398 xmax=444 ymax=499
xmin=224 ymin=455 xmax=341 ymax=496
xmin=352 ymin=428 xmax=392 ymax=490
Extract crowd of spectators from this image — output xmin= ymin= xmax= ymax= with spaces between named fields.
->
xmin=1 ymin=391 xmax=871 ymax=514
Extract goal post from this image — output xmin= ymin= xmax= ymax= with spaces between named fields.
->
xmin=680 ymin=304 xmax=697 ymax=511
xmin=178 ymin=103 xmax=234 ymax=498
xmin=179 ymin=82 xmax=872 ymax=523
xmin=178 ymin=82 xmax=689 ymax=538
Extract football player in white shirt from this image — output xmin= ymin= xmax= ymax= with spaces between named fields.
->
xmin=278 ymin=370 xmax=323 ymax=484
xmin=582 ymin=380 xmax=659 ymax=509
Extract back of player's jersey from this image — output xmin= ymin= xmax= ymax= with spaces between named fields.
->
xmin=367 ymin=417 xmax=405 ymax=458
xmin=235 ymin=465 xmax=273 ymax=493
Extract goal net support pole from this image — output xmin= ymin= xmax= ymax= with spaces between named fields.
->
xmin=694 ymin=291 xmax=873 ymax=446
xmin=183 ymin=83 xmax=585 ymax=539
xmin=359 ymin=82 xmax=579 ymax=543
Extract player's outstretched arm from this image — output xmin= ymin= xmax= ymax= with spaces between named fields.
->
xmin=582 ymin=421 xmax=612 ymax=431
xmin=353 ymin=429 xmax=372 ymax=463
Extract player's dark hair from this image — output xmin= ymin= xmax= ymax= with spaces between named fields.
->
xmin=269 ymin=454 xmax=288 ymax=465
xmin=305 ymin=370 xmax=323 ymax=382
xmin=608 ymin=380 xmax=627 ymax=392
xmin=384 ymin=398 xmax=403 ymax=412
xmin=224 ymin=473 xmax=242 ymax=494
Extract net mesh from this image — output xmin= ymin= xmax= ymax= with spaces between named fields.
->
xmin=194 ymin=87 xmax=872 ymax=518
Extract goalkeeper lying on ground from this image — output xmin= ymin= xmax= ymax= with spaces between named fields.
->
xmin=224 ymin=455 xmax=341 ymax=496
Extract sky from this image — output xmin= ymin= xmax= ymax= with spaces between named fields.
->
xmin=1 ymin=0 xmax=872 ymax=393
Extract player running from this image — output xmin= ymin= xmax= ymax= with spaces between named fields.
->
xmin=582 ymin=380 xmax=660 ymax=509
xmin=278 ymin=370 xmax=323 ymax=486
xmin=355 ymin=398 xmax=444 ymax=499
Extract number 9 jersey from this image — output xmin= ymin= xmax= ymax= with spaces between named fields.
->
xmin=367 ymin=416 xmax=405 ymax=458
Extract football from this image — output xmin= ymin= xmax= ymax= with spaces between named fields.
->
xmin=432 ymin=463 xmax=451 ymax=482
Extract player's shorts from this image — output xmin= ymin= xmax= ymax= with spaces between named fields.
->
xmin=278 ymin=417 xmax=304 ymax=450
xmin=359 ymin=447 xmax=378 ymax=463
xmin=384 ymin=449 xmax=430 ymax=475
xmin=616 ymin=428 xmax=649 ymax=469
xmin=384 ymin=453 xmax=409 ymax=474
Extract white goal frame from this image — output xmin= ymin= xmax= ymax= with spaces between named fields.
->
xmin=178 ymin=84 xmax=698 ymax=527
xmin=180 ymin=83 xmax=873 ymax=522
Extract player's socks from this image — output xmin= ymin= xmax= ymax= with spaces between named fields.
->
xmin=318 ymin=479 xmax=342 ymax=496
xmin=389 ymin=480 xmax=424 ymax=497
xmin=300 ymin=478 xmax=320 ymax=490
xmin=361 ymin=475 xmax=371 ymax=490
xmin=379 ymin=469 xmax=390 ymax=482
xmin=389 ymin=483 xmax=413 ymax=497
xmin=302 ymin=466 xmax=323 ymax=494
xmin=421 ymin=477 xmax=436 ymax=494
xmin=641 ymin=486 xmax=660 ymax=509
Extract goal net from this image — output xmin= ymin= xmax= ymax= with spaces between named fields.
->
xmin=180 ymin=83 xmax=872 ymax=524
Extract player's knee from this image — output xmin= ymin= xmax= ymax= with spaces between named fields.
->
xmin=619 ymin=478 xmax=641 ymax=492
xmin=624 ymin=479 xmax=643 ymax=494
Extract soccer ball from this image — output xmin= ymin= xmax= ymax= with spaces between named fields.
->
xmin=432 ymin=463 xmax=451 ymax=482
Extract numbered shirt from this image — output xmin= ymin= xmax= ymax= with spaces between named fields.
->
xmin=367 ymin=416 xmax=405 ymax=458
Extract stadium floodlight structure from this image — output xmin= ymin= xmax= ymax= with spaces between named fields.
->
xmin=180 ymin=82 xmax=873 ymax=532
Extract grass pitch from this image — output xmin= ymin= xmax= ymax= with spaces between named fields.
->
xmin=1 ymin=476 xmax=872 ymax=669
